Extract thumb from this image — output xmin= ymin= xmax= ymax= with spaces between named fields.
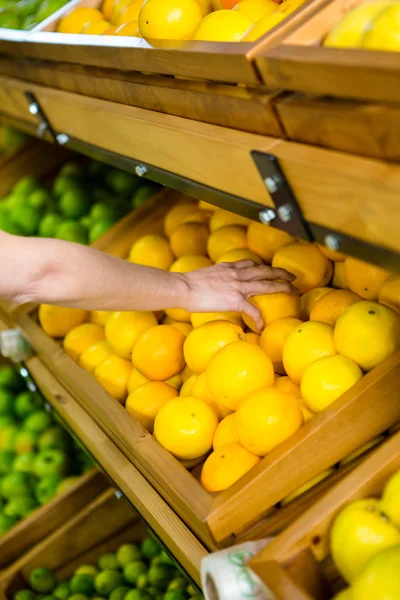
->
xmin=241 ymin=300 xmax=263 ymax=332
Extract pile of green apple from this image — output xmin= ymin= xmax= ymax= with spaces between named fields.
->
xmin=0 ymin=159 xmax=161 ymax=244
xmin=14 ymin=537 xmax=204 ymax=600
xmin=331 ymin=469 xmax=400 ymax=600
xmin=0 ymin=0 xmax=70 ymax=31
xmin=0 ymin=363 xmax=95 ymax=536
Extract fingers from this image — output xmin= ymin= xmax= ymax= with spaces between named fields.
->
xmin=242 ymin=281 xmax=298 ymax=297
xmin=240 ymin=300 xmax=263 ymax=332
xmin=235 ymin=265 xmax=296 ymax=282
xmin=227 ymin=259 xmax=256 ymax=269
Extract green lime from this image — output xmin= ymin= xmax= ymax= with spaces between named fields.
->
xmin=116 ymin=543 xmax=141 ymax=567
xmin=53 ymin=582 xmax=71 ymax=600
xmin=109 ymin=586 xmax=130 ymax=600
xmin=0 ymin=513 xmax=18 ymax=534
xmin=38 ymin=213 xmax=63 ymax=238
xmin=56 ymin=476 xmax=79 ymax=495
xmin=106 ymin=170 xmax=139 ymax=196
xmin=94 ymin=570 xmax=123 ymax=596
xmin=0 ymin=425 xmax=18 ymax=452
xmin=52 ymin=175 xmax=81 ymax=198
xmin=0 ymin=472 xmax=33 ymax=499
xmin=0 ymin=389 xmax=14 ymax=416
xmin=0 ymin=416 xmax=16 ymax=429
xmin=35 ymin=474 xmax=63 ymax=505
xmin=131 ymin=184 xmax=160 ymax=209
xmin=163 ymin=592 xmax=190 ymax=600
xmin=29 ymin=188 xmax=52 ymax=211
xmin=98 ymin=553 xmax=119 ymax=570
xmin=11 ymin=204 xmax=42 ymax=235
xmin=89 ymin=219 xmax=115 ymax=244
xmin=13 ymin=177 xmax=39 ymax=199
xmin=29 ymin=568 xmax=57 ymax=594
xmin=23 ymin=410 xmax=53 ymax=433
xmin=15 ymin=391 xmax=43 ymax=420
xmin=35 ymin=0 xmax=67 ymax=22
xmin=55 ymin=221 xmax=88 ymax=245
xmin=70 ymin=574 xmax=95 ymax=596
xmin=4 ymin=495 xmax=37 ymax=518
xmin=59 ymin=162 xmax=85 ymax=178
xmin=167 ymin=579 xmax=187 ymax=592
xmin=147 ymin=566 xmax=174 ymax=590
xmin=33 ymin=449 xmax=69 ymax=479
xmin=14 ymin=590 xmax=37 ymax=600
xmin=0 ymin=451 xmax=15 ymax=475
xmin=0 ymin=365 xmax=24 ymax=390
xmin=141 ymin=537 xmax=161 ymax=561
xmin=75 ymin=565 xmax=98 ymax=578
xmin=13 ymin=451 xmax=36 ymax=474
xmin=4 ymin=194 xmax=28 ymax=212
xmin=124 ymin=591 xmax=151 ymax=600
xmin=38 ymin=427 xmax=69 ymax=451
xmin=14 ymin=429 xmax=39 ymax=454
xmin=123 ymin=562 xmax=147 ymax=585
xmin=59 ymin=189 xmax=91 ymax=219
xmin=89 ymin=202 xmax=121 ymax=225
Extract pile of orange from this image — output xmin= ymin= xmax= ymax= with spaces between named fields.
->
xmin=39 ymin=197 xmax=400 ymax=496
xmin=56 ymin=0 xmax=306 ymax=41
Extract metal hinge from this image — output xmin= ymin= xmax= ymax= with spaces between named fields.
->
xmin=24 ymin=92 xmax=69 ymax=146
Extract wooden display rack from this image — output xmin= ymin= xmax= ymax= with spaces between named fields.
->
xmin=249 ymin=430 xmax=400 ymax=599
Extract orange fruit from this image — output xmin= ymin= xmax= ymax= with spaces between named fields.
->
xmin=272 ymin=242 xmax=333 ymax=294
xmin=139 ymin=0 xmax=202 ymax=40
xmin=105 ymin=311 xmax=157 ymax=360
xmin=79 ymin=340 xmax=114 ymax=373
xmin=317 ymin=243 xmax=346 ymax=262
xmin=207 ymin=225 xmax=247 ymax=262
xmin=201 ymin=444 xmax=260 ymax=492
xmin=170 ymin=222 xmax=209 ymax=258
xmin=379 ymin=276 xmax=400 ymax=313
xmin=125 ymin=381 xmax=178 ymax=432
xmin=247 ymin=221 xmax=294 ymax=263
xmin=246 ymin=332 xmax=260 ymax=345
xmin=310 ymin=290 xmax=361 ymax=326
xmin=243 ymin=12 xmax=285 ymax=40
xmin=94 ymin=355 xmax=133 ymax=402
xmin=191 ymin=311 xmax=244 ymax=328
xmin=170 ymin=321 xmax=193 ymax=336
xmin=166 ymin=255 xmax=213 ymax=322
xmin=63 ymin=323 xmax=105 ymax=361
xmin=206 ymin=341 xmax=274 ymax=411
xmin=332 ymin=261 xmax=350 ymax=290
xmin=181 ymin=210 xmax=212 ymax=225
xmin=275 ymin=375 xmax=301 ymax=398
xmin=132 ymin=325 xmax=186 ymax=380
xmin=128 ymin=234 xmax=174 ymax=270
xmin=213 ymin=413 xmax=239 ymax=450
xmin=334 ymin=301 xmax=400 ymax=371
xmin=90 ymin=310 xmax=111 ymax=327
xmin=81 ymin=20 xmax=111 ymax=33
xmin=301 ymin=355 xmax=363 ymax=413
xmin=236 ymin=387 xmax=303 ymax=456
xmin=260 ymin=317 xmax=303 ymax=374
xmin=233 ymin=0 xmax=277 ymax=23
xmin=164 ymin=202 xmax=197 ymax=237
xmin=184 ymin=320 xmax=245 ymax=374
xmin=127 ymin=368 xmax=149 ymax=393
xmin=344 ymin=257 xmax=390 ymax=300
xmin=180 ymin=373 xmax=197 ymax=396
xmin=115 ymin=0 xmax=144 ymax=24
xmin=154 ymin=396 xmax=218 ymax=459
xmin=243 ymin=292 xmax=301 ymax=332
xmin=300 ymin=287 xmax=332 ymax=320
xmin=115 ymin=20 xmax=139 ymax=34
xmin=209 ymin=209 xmax=250 ymax=232
xmin=103 ymin=0 xmax=116 ymax=20
xmin=192 ymin=9 xmax=252 ymax=41
xmin=282 ymin=321 xmax=336 ymax=384
xmin=180 ymin=364 xmax=193 ymax=382
xmin=57 ymin=7 xmax=104 ymax=33
xmin=217 ymin=248 xmax=263 ymax=265
xmin=39 ymin=305 xmax=88 ymax=338
xmin=192 ymin=371 xmax=214 ymax=404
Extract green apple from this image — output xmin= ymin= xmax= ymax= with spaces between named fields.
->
xmin=0 ymin=472 xmax=33 ymax=499
xmin=12 ymin=177 xmax=39 ymax=198
xmin=0 ymin=425 xmax=18 ymax=452
xmin=98 ymin=553 xmax=119 ymax=570
xmin=331 ymin=498 xmax=400 ymax=583
xmin=70 ymin=575 xmax=95 ymax=596
xmin=35 ymin=474 xmax=62 ymax=504
xmin=140 ymin=537 xmax=161 ymax=560
xmin=14 ymin=430 xmax=38 ymax=454
xmin=123 ymin=562 xmax=147 ymax=586
xmin=13 ymin=451 xmax=36 ymax=473
xmin=380 ymin=470 xmax=400 ymax=527
xmin=4 ymin=495 xmax=37 ymax=518
xmin=14 ymin=390 xmax=43 ymax=419
xmin=147 ymin=565 xmax=174 ymax=590
xmin=38 ymin=427 xmax=69 ymax=452
xmin=52 ymin=175 xmax=81 ymax=198
xmin=23 ymin=410 xmax=53 ymax=433
xmin=33 ymin=449 xmax=69 ymax=478
xmin=352 ymin=544 xmax=400 ymax=600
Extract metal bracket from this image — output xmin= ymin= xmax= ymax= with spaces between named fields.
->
xmin=24 ymin=92 xmax=69 ymax=146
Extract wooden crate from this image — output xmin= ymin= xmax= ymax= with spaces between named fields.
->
xmin=9 ymin=189 xmax=400 ymax=549
xmin=249 ymin=430 xmax=400 ymax=600
xmin=0 ymin=488 xmax=142 ymax=593
xmin=255 ymin=0 xmax=400 ymax=105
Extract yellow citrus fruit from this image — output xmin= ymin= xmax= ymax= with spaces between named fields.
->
xmin=170 ymin=321 xmax=193 ymax=336
xmin=233 ymin=0 xmax=277 ymax=22
xmin=212 ymin=413 xmax=239 ymax=450
xmin=170 ymin=222 xmax=209 ymax=258
xmin=132 ymin=325 xmax=186 ymax=380
xmin=206 ymin=341 xmax=274 ymax=411
xmin=164 ymin=202 xmax=197 ymax=237
xmin=283 ymin=321 xmax=336 ymax=384
xmin=332 ymin=261 xmax=350 ymax=290
xmin=94 ymin=355 xmax=132 ymax=402
xmin=81 ymin=20 xmax=111 ymax=33
xmin=90 ymin=310 xmax=111 ymax=327
xmin=275 ymin=375 xmax=301 ymax=398
xmin=201 ymin=444 xmax=260 ymax=492
xmin=379 ymin=276 xmax=400 ymax=313
xmin=301 ymin=355 xmax=363 ymax=413
xmin=181 ymin=210 xmax=212 ymax=226
xmin=247 ymin=222 xmax=294 ymax=263
xmin=310 ymin=290 xmax=361 ymax=326
xmin=243 ymin=292 xmax=301 ymax=332
xmin=272 ymin=242 xmax=333 ymax=294
xmin=324 ymin=1 xmax=394 ymax=48
xmin=344 ymin=257 xmax=390 ymax=300
xmin=192 ymin=371 xmax=214 ymax=403
xmin=193 ymin=9 xmax=253 ymax=41
xmin=103 ymin=0 xmax=116 ymax=20
xmin=207 ymin=225 xmax=248 ymax=262
xmin=63 ymin=323 xmax=105 ymax=361
xmin=300 ymin=287 xmax=332 ymax=320
xmin=79 ymin=340 xmax=114 ymax=373
xmin=260 ymin=317 xmax=303 ymax=374
xmin=115 ymin=21 xmax=140 ymax=34
xmin=217 ymin=248 xmax=263 ymax=265
xmin=198 ymin=200 xmax=217 ymax=211
xmin=334 ymin=301 xmax=400 ymax=371
xmin=209 ymin=209 xmax=250 ymax=232
xmin=128 ymin=234 xmax=174 ymax=270
xmin=139 ymin=0 xmax=202 ymax=40
xmin=184 ymin=320 xmax=245 ymax=374
xmin=112 ymin=0 xmax=131 ymax=20
xmin=180 ymin=364 xmax=193 ymax=382
xmin=180 ymin=373 xmax=197 ymax=396
xmin=39 ymin=305 xmax=89 ymax=338
xmin=243 ymin=11 xmax=285 ymax=40
xmin=57 ymin=7 xmax=104 ymax=33
xmin=246 ymin=332 xmax=260 ymax=345
xmin=362 ymin=3 xmax=400 ymax=51
xmin=191 ymin=311 xmax=244 ymax=328
xmin=166 ymin=255 xmax=213 ymax=322
xmin=127 ymin=368 xmax=149 ymax=393
xmin=236 ymin=387 xmax=303 ymax=456
xmin=115 ymin=0 xmax=144 ymax=24
xmin=105 ymin=311 xmax=157 ymax=360
xmin=317 ymin=243 xmax=346 ymax=262
xmin=154 ymin=396 xmax=218 ymax=459
xmin=126 ymin=381 xmax=178 ymax=432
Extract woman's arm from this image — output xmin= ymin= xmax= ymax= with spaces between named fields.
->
xmin=0 ymin=231 xmax=296 ymax=330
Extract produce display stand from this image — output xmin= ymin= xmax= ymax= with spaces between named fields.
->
xmin=249 ymin=430 xmax=400 ymax=599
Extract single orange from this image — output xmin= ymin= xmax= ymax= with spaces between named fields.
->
xmin=242 ymin=292 xmax=301 ymax=332
xmin=260 ymin=317 xmax=302 ymax=374
xmin=213 ymin=413 xmax=239 ymax=450
xmin=105 ymin=311 xmax=157 ymax=360
xmin=181 ymin=209 xmax=212 ymax=226
xmin=300 ymin=287 xmax=332 ymax=320
xmin=272 ymin=242 xmax=333 ymax=294
xmin=164 ymin=202 xmax=198 ymax=237
xmin=209 ymin=209 xmax=250 ymax=232
xmin=79 ymin=340 xmax=114 ymax=373
xmin=94 ymin=355 xmax=133 ymax=402
xmin=39 ymin=305 xmax=88 ymax=338
xmin=63 ymin=323 xmax=105 ymax=361
xmin=184 ymin=320 xmax=245 ymax=374
xmin=81 ymin=20 xmax=111 ymax=34
xmin=128 ymin=234 xmax=174 ymax=270
xmin=132 ymin=325 xmax=186 ymax=380
xmin=115 ymin=20 xmax=140 ymax=36
xmin=344 ymin=257 xmax=390 ymax=300
xmin=57 ymin=7 xmax=104 ymax=33
xmin=247 ymin=221 xmax=294 ymax=262
xmin=125 ymin=381 xmax=178 ymax=432
xmin=201 ymin=444 xmax=260 ymax=492
xmin=207 ymin=225 xmax=248 ymax=262
xmin=275 ymin=375 xmax=301 ymax=398
xmin=170 ymin=222 xmax=209 ymax=258
xmin=310 ymin=289 xmax=361 ymax=326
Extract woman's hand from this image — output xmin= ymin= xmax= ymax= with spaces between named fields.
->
xmin=182 ymin=259 xmax=297 ymax=331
